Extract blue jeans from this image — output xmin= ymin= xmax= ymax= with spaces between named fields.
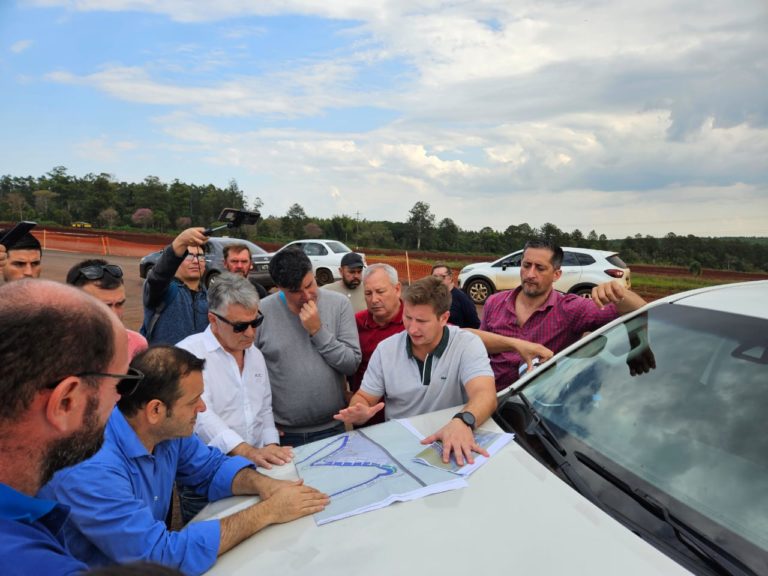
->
xmin=177 ymin=484 xmax=209 ymax=525
xmin=280 ymin=421 xmax=345 ymax=448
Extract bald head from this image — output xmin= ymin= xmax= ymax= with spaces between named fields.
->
xmin=0 ymin=279 xmax=120 ymax=420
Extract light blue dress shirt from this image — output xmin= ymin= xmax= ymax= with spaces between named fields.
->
xmin=39 ymin=408 xmax=253 ymax=575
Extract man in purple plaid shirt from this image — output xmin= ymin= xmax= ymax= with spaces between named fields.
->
xmin=478 ymin=238 xmax=647 ymax=391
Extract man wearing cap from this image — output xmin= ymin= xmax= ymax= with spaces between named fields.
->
xmin=321 ymin=252 xmax=366 ymax=312
xmin=1 ymin=231 xmax=42 ymax=282
xmin=66 ymin=258 xmax=148 ymax=359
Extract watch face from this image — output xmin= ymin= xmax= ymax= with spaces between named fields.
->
xmin=455 ymin=411 xmax=475 ymax=428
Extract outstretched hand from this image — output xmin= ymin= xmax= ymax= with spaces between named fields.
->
xmin=333 ymin=402 xmax=384 ymax=426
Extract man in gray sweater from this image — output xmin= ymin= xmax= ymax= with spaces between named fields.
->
xmin=256 ymin=247 xmax=361 ymax=446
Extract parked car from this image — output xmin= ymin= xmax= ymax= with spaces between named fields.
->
xmin=494 ymin=280 xmax=768 ymax=576
xmin=139 ymin=237 xmax=274 ymax=289
xmin=457 ymin=246 xmax=630 ymax=304
xmin=203 ymin=280 xmax=766 ymax=576
xmin=272 ymin=239 xmax=366 ymax=286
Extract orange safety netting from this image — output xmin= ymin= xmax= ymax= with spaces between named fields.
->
xmin=32 ymin=230 xmax=166 ymax=258
xmin=29 ymin=230 xmax=453 ymax=283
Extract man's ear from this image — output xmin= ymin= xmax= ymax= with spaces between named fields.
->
xmin=144 ymin=398 xmax=166 ymax=425
xmin=553 ymin=268 xmax=563 ymax=282
xmin=438 ymin=310 xmax=450 ymax=326
xmin=45 ymin=376 xmax=89 ymax=433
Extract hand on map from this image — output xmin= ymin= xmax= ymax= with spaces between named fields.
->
xmin=256 ymin=476 xmax=298 ymax=499
xmin=261 ymin=481 xmax=330 ymax=524
xmin=252 ymin=444 xmax=294 ymax=469
xmin=334 ymin=401 xmax=385 ymax=426
xmin=421 ymin=419 xmax=489 ymax=466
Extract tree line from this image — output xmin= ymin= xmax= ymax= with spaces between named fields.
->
xmin=1 ymin=167 xmax=766 ymax=272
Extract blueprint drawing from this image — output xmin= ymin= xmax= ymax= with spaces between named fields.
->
xmin=294 ymin=420 xmax=467 ymax=525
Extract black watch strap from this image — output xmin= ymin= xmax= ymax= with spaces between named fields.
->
xmin=453 ymin=411 xmax=476 ymax=430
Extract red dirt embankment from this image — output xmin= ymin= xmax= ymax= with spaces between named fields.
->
xmin=630 ymin=264 xmax=768 ymax=282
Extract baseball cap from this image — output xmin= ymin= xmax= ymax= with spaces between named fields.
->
xmin=341 ymin=252 xmax=365 ymax=269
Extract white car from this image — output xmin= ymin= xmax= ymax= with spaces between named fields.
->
xmin=273 ymin=239 xmax=366 ymax=286
xmin=458 ymin=246 xmax=630 ymax=304
xmin=200 ymin=280 xmax=767 ymax=576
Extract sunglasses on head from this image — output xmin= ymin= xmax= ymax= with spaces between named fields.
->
xmin=78 ymin=264 xmax=124 ymax=280
xmin=212 ymin=311 xmax=264 ymax=333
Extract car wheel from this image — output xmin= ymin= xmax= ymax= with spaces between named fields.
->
xmin=204 ymin=270 xmax=220 ymax=289
xmin=315 ymin=268 xmax=334 ymax=286
xmin=466 ymin=278 xmax=493 ymax=304
xmin=573 ymin=286 xmax=595 ymax=298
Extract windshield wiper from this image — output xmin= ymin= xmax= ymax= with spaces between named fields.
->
xmin=514 ymin=392 xmax=599 ymax=503
xmin=575 ymin=452 xmax=758 ymax=576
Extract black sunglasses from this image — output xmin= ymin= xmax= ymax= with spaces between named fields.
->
xmin=77 ymin=264 xmax=124 ymax=280
xmin=212 ymin=311 xmax=264 ymax=333
xmin=45 ymin=367 xmax=145 ymax=396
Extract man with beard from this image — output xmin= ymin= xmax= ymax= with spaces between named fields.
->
xmin=40 ymin=346 xmax=328 ymax=575
xmin=141 ymin=227 xmax=209 ymax=345
xmin=478 ymin=238 xmax=646 ymax=390
xmin=0 ymin=279 xmax=131 ymax=575
xmin=221 ymin=243 xmax=268 ymax=298
xmin=320 ymin=252 xmax=366 ymax=312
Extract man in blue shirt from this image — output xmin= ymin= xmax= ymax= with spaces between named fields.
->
xmin=40 ymin=345 xmax=328 ymax=575
xmin=0 ymin=279 xmax=131 ymax=575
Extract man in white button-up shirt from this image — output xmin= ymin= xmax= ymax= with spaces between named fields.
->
xmin=177 ymin=273 xmax=293 ymax=522
xmin=178 ymin=272 xmax=292 ymax=467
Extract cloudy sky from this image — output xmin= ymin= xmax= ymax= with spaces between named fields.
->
xmin=1 ymin=0 xmax=766 ymax=238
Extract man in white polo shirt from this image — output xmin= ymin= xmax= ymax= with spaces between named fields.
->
xmin=334 ymin=276 xmax=497 ymax=466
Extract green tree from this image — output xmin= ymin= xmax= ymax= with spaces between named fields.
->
xmin=436 ymin=217 xmax=460 ymax=250
xmin=407 ymin=201 xmax=435 ymax=250
xmin=282 ymin=203 xmax=308 ymax=238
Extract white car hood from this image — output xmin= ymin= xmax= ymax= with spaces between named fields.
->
xmin=201 ymin=408 xmax=692 ymax=575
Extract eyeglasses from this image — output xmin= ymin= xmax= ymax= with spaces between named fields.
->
xmin=77 ymin=264 xmax=124 ymax=280
xmin=45 ymin=367 xmax=145 ymax=396
xmin=212 ymin=311 xmax=264 ymax=333
xmin=185 ymin=252 xmax=205 ymax=261
xmin=432 ymin=273 xmax=450 ymax=280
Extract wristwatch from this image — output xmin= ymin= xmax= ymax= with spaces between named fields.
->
xmin=452 ymin=411 xmax=476 ymax=430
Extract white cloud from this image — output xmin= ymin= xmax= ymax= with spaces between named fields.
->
xmin=10 ymin=39 xmax=33 ymax=53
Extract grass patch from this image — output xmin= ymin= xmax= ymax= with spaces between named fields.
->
xmin=631 ymin=274 xmax=726 ymax=292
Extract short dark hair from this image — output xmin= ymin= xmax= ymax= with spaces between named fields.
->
xmin=2 ymin=231 xmax=41 ymax=253
xmin=523 ymin=238 xmax=564 ymax=269
xmin=223 ymin=243 xmax=251 ymax=260
xmin=403 ymin=276 xmax=451 ymax=317
xmin=268 ymin=247 xmax=313 ymax=290
xmin=0 ymin=280 xmax=115 ymax=421
xmin=66 ymin=258 xmax=124 ymax=290
xmin=118 ymin=346 xmax=205 ymax=417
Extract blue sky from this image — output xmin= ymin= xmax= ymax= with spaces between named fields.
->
xmin=1 ymin=0 xmax=766 ymax=237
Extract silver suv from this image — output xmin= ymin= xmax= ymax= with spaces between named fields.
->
xmin=458 ymin=246 xmax=630 ymax=304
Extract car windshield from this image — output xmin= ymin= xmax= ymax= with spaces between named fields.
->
xmin=520 ymin=303 xmax=768 ymax=558
xmin=326 ymin=241 xmax=351 ymax=254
